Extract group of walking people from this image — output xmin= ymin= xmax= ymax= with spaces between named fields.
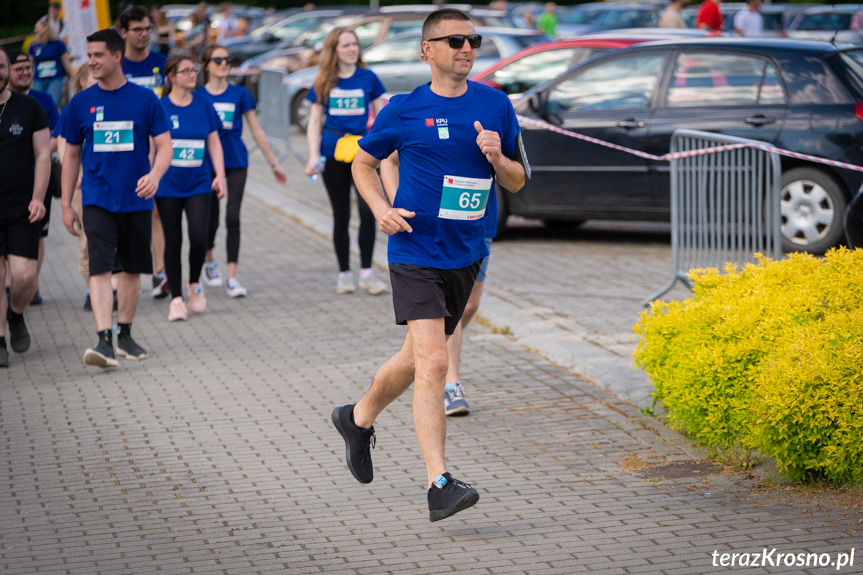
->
xmin=3 ymin=5 xmax=529 ymax=523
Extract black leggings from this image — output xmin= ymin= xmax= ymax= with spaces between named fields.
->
xmin=208 ymin=167 xmax=247 ymax=264
xmin=156 ymin=194 xmax=211 ymax=299
xmin=321 ymin=158 xmax=376 ymax=272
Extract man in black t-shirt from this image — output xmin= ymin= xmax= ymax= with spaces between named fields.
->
xmin=0 ymin=48 xmax=51 ymax=367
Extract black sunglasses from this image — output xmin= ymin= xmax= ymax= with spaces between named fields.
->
xmin=210 ymin=56 xmax=230 ymax=65
xmin=426 ymin=34 xmax=482 ymax=50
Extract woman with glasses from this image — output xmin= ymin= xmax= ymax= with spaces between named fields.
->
xmin=304 ymin=27 xmax=387 ymax=296
xmin=157 ymin=54 xmax=227 ymax=322
xmin=195 ymin=45 xmax=286 ymax=298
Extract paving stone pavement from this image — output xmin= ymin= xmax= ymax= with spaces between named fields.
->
xmin=1 ymin=150 xmax=861 ymax=574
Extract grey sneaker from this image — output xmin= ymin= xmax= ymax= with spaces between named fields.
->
xmin=428 ymin=473 xmax=480 ymax=522
xmin=358 ymin=270 xmax=387 ymax=295
xmin=336 ymin=271 xmax=355 ymax=294
xmin=203 ymin=261 xmax=224 ymax=287
xmin=83 ymin=339 xmax=118 ymax=368
xmin=225 ymin=277 xmax=248 ymax=298
xmin=331 ymin=404 xmax=375 ymax=484
xmin=444 ymin=382 xmax=470 ymax=416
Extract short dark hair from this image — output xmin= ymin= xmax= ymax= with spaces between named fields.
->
xmin=87 ymin=28 xmax=126 ymax=58
xmin=119 ymin=5 xmax=150 ymax=30
xmin=422 ymin=8 xmax=472 ymax=41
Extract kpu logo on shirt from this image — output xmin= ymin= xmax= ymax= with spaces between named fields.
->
xmin=90 ymin=106 xmax=105 ymax=121
xmin=435 ymin=118 xmax=449 ymax=140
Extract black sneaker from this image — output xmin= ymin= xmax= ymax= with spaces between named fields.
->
xmin=151 ymin=270 xmax=169 ymax=299
xmin=427 ymin=473 xmax=480 ymax=522
xmin=7 ymin=312 xmax=30 ymax=353
xmin=116 ymin=335 xmax=148 ymax=360
xmin=0 ymin=347 xmax=8 ymax=368
xmin=30 ymin=288 xmax=43 ymax=306
xmin=83 ymin=293 xmax=92 ymax=310
xmin=83 ymin=339 xmax=118 ymax=368
xmin=331 ymin=404 xmax=376 ymax=484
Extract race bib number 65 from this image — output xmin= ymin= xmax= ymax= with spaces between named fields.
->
xmin=438 ymin=175 xmax=493 ymax=221
xmin=93 ymin=121 xmax=134 ymax=152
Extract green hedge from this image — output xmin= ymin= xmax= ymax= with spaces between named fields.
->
xmin=634 ymin=248 xmax=863 ymax=483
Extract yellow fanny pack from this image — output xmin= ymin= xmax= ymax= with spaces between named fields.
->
xmin=333 ymin=134 xmax=361 ymax=163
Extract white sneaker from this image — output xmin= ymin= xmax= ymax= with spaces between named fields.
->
xmin=202 ymin=261 xmax=223 ymax=287
xmin=358 ymin=269 xmax=388 ymax=295
xmin=336 ymin=271 xmax=355 ymax=294
xmin=225 ymin=276 xmax=248 ymax=298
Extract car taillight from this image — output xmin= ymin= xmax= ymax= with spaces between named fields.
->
xmin=852 ymin=13 xmax=861 ymax=31
xmin=855 ymin=103 xmax=863 ymax=123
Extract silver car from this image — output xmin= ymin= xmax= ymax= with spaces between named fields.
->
xmin=787 ymin=6 xmax=863 ymax=45
xmin=285 ymin=27 xmax=550 ymax=131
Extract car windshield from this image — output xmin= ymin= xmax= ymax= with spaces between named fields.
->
xmin=796 ymin=12 xmax=853 ymax=31
xmin=560 ymin=7 xmax=605 ymax=25
xmin=592 ymin=8 xmax=654 ymax=28
xmin=761 ymin=13 xmax=784 ymax=32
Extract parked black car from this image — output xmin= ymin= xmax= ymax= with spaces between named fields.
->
xmin=511 ymin=38 xmax=863 ymax=254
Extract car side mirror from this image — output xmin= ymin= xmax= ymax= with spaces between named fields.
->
xmin=528 ymin=92 xmax=546 ymax=115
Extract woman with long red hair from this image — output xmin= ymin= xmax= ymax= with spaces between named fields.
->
xmin=304 ymin=27 xmax=387 ymax=295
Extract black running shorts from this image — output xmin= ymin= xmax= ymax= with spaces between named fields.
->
xmin=83 ymin=205 xmax=153 ymax=276
xmin=389 ymin=260 xmax=482 ymax=335
xmin=0 ymin=213 xmax=40 ymax=260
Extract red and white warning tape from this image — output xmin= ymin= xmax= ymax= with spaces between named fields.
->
xmin=516 ymin=114 xmax=863 ymax=173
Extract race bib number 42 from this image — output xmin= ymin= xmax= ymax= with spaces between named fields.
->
xmin=171 ymin=139 xmax=205 ymax=167
xmin=438 ymin=175 xmax=493 ymax=221
xmin=93 ymin=121 xmax=134 ymax=152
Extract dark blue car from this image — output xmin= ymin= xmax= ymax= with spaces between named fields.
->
xmin=511 ymin=37 xmax=863 ymax=254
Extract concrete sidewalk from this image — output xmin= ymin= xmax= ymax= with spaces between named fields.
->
xmin=1 ymin=164 xmax=860 ymax=573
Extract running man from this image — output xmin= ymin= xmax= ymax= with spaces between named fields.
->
xmin=331 ymin=8 xmax=527 ymax=522
xmin=0 ymin=48 xmax=51 ymax=368
xmin=59 ymin=28 xmax=172 ymax=368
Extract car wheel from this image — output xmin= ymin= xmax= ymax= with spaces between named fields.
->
xmin=780 ymin=167 xmax=847 ymax=255
xmin=292 ymin=89 xmax=311 ymax=131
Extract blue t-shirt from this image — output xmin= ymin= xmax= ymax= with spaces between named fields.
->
xmin=307 ymin=68 xmax=386 ymax=159
xmin=29 ymin=40 xmax=67 ymax=80
xmin=59 ymin=81 xmax=171 ymax=213
xmin=122 ymin=52 xmax=167 ymax=95
xmin=194 ymin=84 xmax=256 ymax=170
xmin=157 ymin=95 xmax=221 ymax=199
xmin=359 ymin=81 xmax=518 ymax=269
xmin=28 ymin=89 xmax=59 ymax=131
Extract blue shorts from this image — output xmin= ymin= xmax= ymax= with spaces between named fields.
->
xmin=476 ymin=237 xmax=493 ymax=283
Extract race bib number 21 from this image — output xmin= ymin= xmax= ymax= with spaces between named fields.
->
xmin=93 ymin=121 xmax=134 ymax=152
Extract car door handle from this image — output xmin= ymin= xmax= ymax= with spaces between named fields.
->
xmin=745 ymin=115 xmax=775 ymax=126
xmin=616 ymin=118 xmax=645 ymax=129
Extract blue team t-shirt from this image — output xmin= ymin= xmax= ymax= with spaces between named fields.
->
xmin=307 ymin=67 xmax=386 ymax=159
xmin=122 ymin=52 xmax=167 ymax=94
xmin=359 ymin=81 xmax=518 ymax=269
xmin=194 ymin=84 xmax=256 ymax=170
xmin=59 ymin=81 xmax=171 ymax=213
xmin=29 ymin=40 xmax=67 ymax=80
xmin=157 ymin=95 xmax=221 ymax=199
xmin=29 ymin=89 xmax=59 ymax=130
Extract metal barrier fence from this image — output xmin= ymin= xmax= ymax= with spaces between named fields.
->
xmin=256 ymin=67 xmax=304 ymax=164
xmin=644 ymin=129 xmax=782 ymax=305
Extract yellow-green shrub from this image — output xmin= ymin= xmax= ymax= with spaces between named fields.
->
xmin=634 ymin=248 xmax=863 ymax=482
